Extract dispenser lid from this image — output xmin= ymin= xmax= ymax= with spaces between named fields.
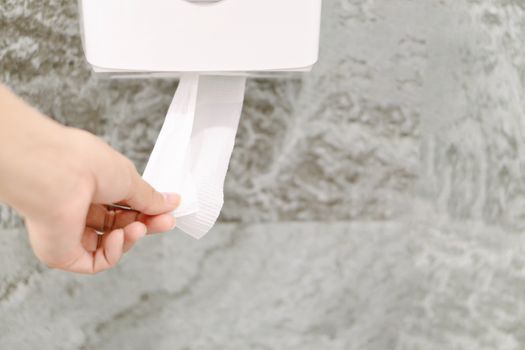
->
xmin=79 ymin=0 xmax=322 ymax=73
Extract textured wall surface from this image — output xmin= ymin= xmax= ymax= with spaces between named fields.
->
xmin=1 ymin=0 xmax=525 ymax=349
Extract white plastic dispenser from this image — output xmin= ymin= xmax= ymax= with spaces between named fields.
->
xmin=80 ymin=0 xmax=322 ymax=74
xmin=79 ymin=0 xmax=323 ymax=238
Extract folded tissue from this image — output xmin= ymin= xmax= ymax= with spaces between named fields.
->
xmin=143 ymin=74 xmax=246 ymax=239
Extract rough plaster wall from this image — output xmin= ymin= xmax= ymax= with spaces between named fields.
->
xmin=2 ymin=0 xmax=525 ymax=349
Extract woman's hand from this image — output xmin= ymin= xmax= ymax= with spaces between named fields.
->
xmin=0 ymin=85 xmax=179 ymax=274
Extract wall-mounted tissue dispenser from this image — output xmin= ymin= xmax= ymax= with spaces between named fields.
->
xmin=78 ymin=0 xmax=322 ymax=238
xmin=79 ymin=0 xmax=322 ymax=74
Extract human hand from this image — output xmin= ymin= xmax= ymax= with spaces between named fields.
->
xmin=0 ymin=85 xmax=179 ymax=274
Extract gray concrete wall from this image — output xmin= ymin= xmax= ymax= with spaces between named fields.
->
xmin=1 ymin=0 xmax=525 ymax=349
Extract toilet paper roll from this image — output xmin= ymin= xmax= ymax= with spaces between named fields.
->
xmin=143 ymin=74 xmax=246 ymax=238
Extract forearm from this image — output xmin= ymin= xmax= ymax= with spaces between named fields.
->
xmin=0 ymin=85 xmax=69 ymax=209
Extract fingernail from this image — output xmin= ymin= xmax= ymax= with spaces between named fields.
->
xmin=163 ymin=193 xmax=181 ymax=207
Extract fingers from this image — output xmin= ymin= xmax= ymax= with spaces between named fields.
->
xmin=85 ymin=204 xmax=134 ymax=232
xmin=85 ymin=204 xmax=177 ymax=234
xmin=29 ymin=204 xmax=173 ymax=275
xmin=139 ymin=213 xmax=177 ymax=234
xmin=123 ymin=158 xmax=179 ymax=215
xmin=85 ymin=204 xmax=108 ymax=231
xmin=82 ymin=228 xmax=99 ymax=252
xmin=92 ymin=229 xmax=125 ymax=273
xmin=41 ymin=222 xmax=148 ymax=274
xmin=83 ymin=220 xmax=148 ymax=254
xmin=83 ymin=135 xmax=180 ymax=216
xmin=122 ymin=221 xmax=147 ymax=253
xmin=73 ymin=222 xmax=147 ymax=272
xmin=61 ymin=228 xmax=125 ymax=274
xmin=125 ymin=169 xmax=181 ymax=215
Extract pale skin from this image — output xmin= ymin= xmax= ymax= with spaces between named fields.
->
xmin=0 ymin=85 xmax=180 ymax=274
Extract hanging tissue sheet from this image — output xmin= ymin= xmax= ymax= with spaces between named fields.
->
xmin=143 ymin=75 xmax=246 ymax=239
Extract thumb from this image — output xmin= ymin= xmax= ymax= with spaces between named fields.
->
xmin=125 ymin=169 xmax=180 ymax=215
xmin=85 ymin=138 xmax=180 ymax=215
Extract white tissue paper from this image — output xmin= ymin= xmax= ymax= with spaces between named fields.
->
xmin=143 ymin=74 xmax=246 ymax=239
